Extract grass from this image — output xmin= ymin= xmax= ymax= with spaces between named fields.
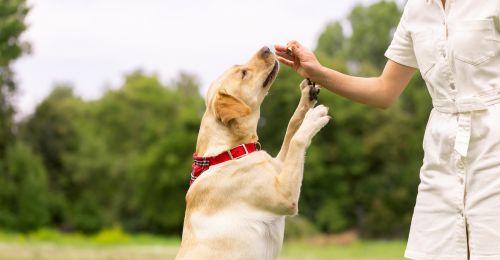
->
xmin=279 ymin=240 xmax=407 ymax=260
xmin=0 ymin=229 xmax=407 ymax=260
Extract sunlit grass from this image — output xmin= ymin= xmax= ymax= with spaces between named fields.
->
xmin=0 ymin=227 xmax=177 ymax=246
xmin=0 ymin=229 xmax=406 ymax=260
xmin=279 ymin=240 xmax=406 ymax=260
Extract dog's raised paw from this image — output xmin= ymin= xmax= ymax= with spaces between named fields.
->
xmin=308 ymin=85 xmax=320 ymax=101
xmin=295 ymin=104 xmax=330 ymax=145
xmin=299 ymin=79 xmax=320 ymax=102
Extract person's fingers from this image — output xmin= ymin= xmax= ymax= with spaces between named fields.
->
xmin=276 ymin=50 xmax=294 ymax=60
xmin=287 ymin=40 xmax=299 ymax=47
xmin=277 ymin=51 xmax=287 ymax=58
xmin=276 ymin=44 xmax=298 ymax=60
xmin=286 ymin=40 xmax=302 ymax=52
xmin=277 ymin=56 xmax=294 ymax=67
xmin=274 ymin=44 xmax=287 ymax=52
xmin=276 ymin=53 xmax=294 ymax=64
xmin=284 ymin=40 xmax=308 ymax=60
xmin=285 ymin=41 xmax=295 ymax=52
xmin=275 ymin=48 xmax=288 ymax=56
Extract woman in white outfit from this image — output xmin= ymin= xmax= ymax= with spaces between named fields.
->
xmin=276 ymin=0 xmax=499 ymax=259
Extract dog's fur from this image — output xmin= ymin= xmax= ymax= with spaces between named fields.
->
xmin=176 ymin=47 xmax=330 ymax=260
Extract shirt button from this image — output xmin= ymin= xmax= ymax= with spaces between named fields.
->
xmin=450 ymin=83 xmax=456 ymax=90
xmin=458 ymin=162 xmax=464 ymax=169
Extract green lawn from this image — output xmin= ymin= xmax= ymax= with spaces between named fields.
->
xmin=279 ymin=240 xmax=406 ymax=260
xmin=0 ymin=229 xmax=407 ymax=260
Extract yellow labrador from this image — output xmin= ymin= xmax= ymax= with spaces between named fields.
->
xmin=176 ymin=47 xmax=330 ymax=260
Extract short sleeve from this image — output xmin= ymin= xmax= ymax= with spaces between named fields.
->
xmin=385 ymin=5 xmax=418 ymax=69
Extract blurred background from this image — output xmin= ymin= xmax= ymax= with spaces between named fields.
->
xmin=1 ymin=0 xmax=432 ymax=259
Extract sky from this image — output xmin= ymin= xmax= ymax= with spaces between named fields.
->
xmin=12 ymin=0 xmax=403 ymax=119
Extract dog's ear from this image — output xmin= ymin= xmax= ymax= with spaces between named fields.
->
xmin=214 ymin=91 xmax=251 ymax=125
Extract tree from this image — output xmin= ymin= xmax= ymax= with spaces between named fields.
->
xmin=347 ymin=1 xmax=402 ymax=69
xmin=20 ymin=72 xmax=205 ymax=234
xmin=0 ymin=142 xmax=49 ymax=231
xmin=125 ymin=72 xmax=204 ymax=233
xmin=19 ymin=86 xmax=84 ymax=228
xmin=0 ymin=0 xmax=30 ymax=164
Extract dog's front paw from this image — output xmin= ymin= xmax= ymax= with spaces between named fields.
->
xmin=293 ymin=105 xmax=331 ymax=146
xmin=299 ymin=79 xmax=320 ymax=107
xmin=306 ymin=79 xmax=320 ymax=101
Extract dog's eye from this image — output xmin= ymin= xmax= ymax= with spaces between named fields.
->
xmin=241 ymin=69 xmax=247 ymax=79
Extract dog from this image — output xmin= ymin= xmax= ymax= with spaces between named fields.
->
xmin=175 ymin=46 xmax=330 ymax=260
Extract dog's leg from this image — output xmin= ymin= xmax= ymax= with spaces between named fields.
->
xmin=273 ymin=105 xmax=329 ymax=215
xmin=276 ymin=80 xmax=320 ymax=162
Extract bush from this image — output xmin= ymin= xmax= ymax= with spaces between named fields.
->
xmin=0 ymin=142 xmax=49 ymax=231
xmin=93 ymin=226 xmax=130 ymax=245
xmin=284 ymin=216 xmax=319 ymax=240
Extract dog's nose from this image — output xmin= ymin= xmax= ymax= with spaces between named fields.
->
xmin=260 ymin=46 xmax=271 ymax=58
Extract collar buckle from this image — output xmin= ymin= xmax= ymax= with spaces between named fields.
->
xmin=227 ymin=144 xmax=249 ymax=160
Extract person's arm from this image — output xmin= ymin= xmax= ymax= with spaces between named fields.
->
xmin=275 ymin=41 xmax=416 ymax=109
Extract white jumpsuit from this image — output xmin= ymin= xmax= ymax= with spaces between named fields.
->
xmin=385 ymin=0 xmax=500 ymax=259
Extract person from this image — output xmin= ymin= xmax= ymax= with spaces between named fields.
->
xmin=276 ymin=0 xmax=500 ymax=259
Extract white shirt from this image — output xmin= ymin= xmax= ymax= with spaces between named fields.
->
xmin=385 ymin=0 xmax=500 ymax=259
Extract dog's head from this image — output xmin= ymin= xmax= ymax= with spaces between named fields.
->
xmin=206 ymin=46 xmax=279 ymax=135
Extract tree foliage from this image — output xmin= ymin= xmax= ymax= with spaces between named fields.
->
xmin=18 ymin=72 xmax=204 ymax=234
xmin=0 ymin=142 xmax=49 ymax=231
xmin=0 ymin=0 xmax=29 ymax=163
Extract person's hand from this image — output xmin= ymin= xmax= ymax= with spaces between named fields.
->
xmin=275 ymin=41 xmax=323 ymax=80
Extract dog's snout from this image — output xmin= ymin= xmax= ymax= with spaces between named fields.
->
xmin=260 ymin=46 xmax=271 ymax=58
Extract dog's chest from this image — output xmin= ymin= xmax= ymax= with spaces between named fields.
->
xmin=258 ymin=215 xmax=286 ymax=259
xmin=191 ymin=208 xmax=285 ymax=259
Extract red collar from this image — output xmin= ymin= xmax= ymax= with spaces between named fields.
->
xmin=190 ymin=143 xmax=261 ymax=185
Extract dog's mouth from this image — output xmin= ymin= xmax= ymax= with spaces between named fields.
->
xmin=263 ymin=60 xmax=279 ymax=88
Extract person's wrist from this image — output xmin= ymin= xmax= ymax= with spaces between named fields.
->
xmin=309 ymin=63 xmax=326 ymax=83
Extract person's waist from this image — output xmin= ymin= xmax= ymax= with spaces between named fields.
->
xmin=432 ymin=89 xmax=500 ymax=113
